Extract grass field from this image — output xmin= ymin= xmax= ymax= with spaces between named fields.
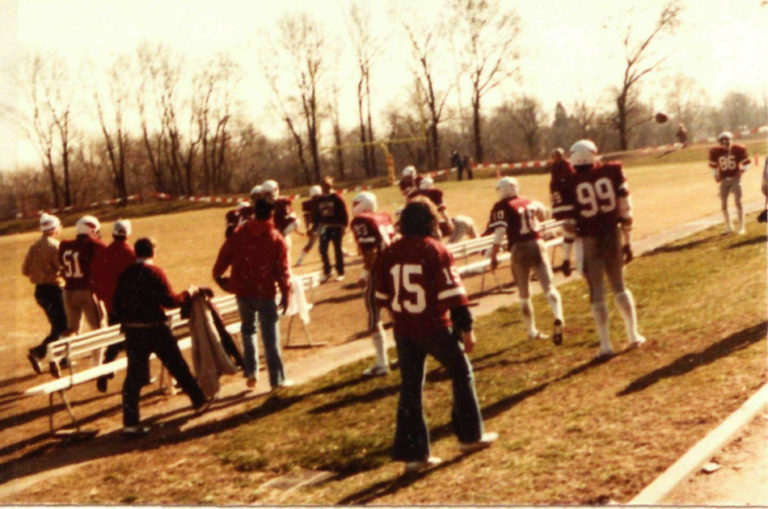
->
xmin=5 ymin=208 xmax=765 ymax=505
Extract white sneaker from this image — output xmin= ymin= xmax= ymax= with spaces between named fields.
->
xmin=335 ymin=274 xmax=345 ymax=282
xmin=404 ymin=456 xmax=442 ymax=473
xmin=459 ymin=432 xmax=498 ymax=453
xmin=362 ymin=365 xmax=388 ymax=378
xmin=320 ymin=274 xmax=331 ymax=284
xmin=529 ymin=330 xmax=548 ymax=341
xmin=722 ymin=225 xmax=733 ymax=235
xmin=737 ymin=227 xmax=746 ymax=235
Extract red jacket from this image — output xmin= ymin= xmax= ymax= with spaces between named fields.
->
xmin=91 ymin=239 xmax=136 ymax=313
xmin=212 ymin=219 xmax=291 ymax=300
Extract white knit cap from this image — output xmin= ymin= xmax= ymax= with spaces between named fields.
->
xmin=39 ymin=213 xmax=61 ymax=232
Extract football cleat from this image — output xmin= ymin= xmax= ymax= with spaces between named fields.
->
xmin=552 ymin=319 xmax=564 ymax=346
xmin=404 ymin=456 xmax=442 ymax=473
xmin=529 ymin=330 xmax=548 ymax=341
xmin=459 ymin=432 xmax=499 ymax=453
xmin=246 ymin=375 xmax=257 ymax=389
xmin=628 ymin=335 xmax=646 ymax=349
xmin=594 ymin=347 xmax=615 ymax=361
xmin=560 ymin=259 xmax=572 ymax=277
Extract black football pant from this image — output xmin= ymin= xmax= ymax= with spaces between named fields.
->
xmin=122 ymin=324 xmax=205 ymax=426
xmin=392 ymin=328 xmax=484 ymax=462
xmin=30 ymin=284 xmax=68 ymax=358
xmin=319 ymin=227 xmax=345 ymax=276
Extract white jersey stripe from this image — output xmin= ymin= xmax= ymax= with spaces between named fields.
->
xmin=437 ymin=286 xmax=467 ymax=300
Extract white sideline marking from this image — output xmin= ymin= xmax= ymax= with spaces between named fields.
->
xmin=630 ymin=382 xmax=768 ymax=505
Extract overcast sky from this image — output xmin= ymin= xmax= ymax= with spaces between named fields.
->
xmin=1 ymin=0 xmax=766 ymax=170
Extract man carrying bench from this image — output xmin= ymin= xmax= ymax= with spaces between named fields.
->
xmin=114 ymin=237 xmax=214 ymax=436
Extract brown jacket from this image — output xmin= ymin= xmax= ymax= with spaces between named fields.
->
xmin=22 ymin=235 xmax=63 ymax=286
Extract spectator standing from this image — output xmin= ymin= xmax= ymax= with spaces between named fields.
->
xmin=313 ymin=176 xmax=349 ymax=283
xmin=21 ymin=213 xmax=67 ymax=374
xmin=91 ymin=219 xmax=137 ymax=392
xmin=676 ymin=123 xmax=688 ymax=147
xmin=113 ymin=238 xmax=212 ymax=435
xmin=212 ymin=199 xmax=293 ymax=390
xmin=709 ymin=131 xmax=750 ymax=234
xmin=58 ymin=215 xmax=106 ymax=335
xmin=375 ymin=198 xmax=497 ymax=473
xmin=451 ymin=150 xmax=466 ymax=180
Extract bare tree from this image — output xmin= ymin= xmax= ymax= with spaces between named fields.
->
xmin=18 ymin=54 xmax=78 ymax=207
xmin=330 ymin=80 xmax=345 ymax=180
xmin=498 ymin=96 xmax=548 ymax=159
xmin=192 ymin=54 xmax=239 ymax=194
xmin=347 ymin=2 xmax=384 ymax=177
xmin=263 ymin=13 xmax=327 ymax=184
xmin=402 ymin=13 xmax=454 ymax=170
xmin=613 ymin=0 xmax=682 ymax=150
xmin=94 ymin=54 xmax=132 ymax=204
xmin=451 ymin=0 xmax=521 ymax=163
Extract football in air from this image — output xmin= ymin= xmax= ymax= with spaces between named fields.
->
xmin=654 ymin=112 xmax=669 ymax=124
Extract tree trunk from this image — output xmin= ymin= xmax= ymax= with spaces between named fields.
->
xmin=472 ymin=92 xmax=483 ymax=163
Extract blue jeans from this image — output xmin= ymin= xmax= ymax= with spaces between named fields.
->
xmin=392 ymin=328 xmax=484 ymax=462
xmin=31 ymin=284 xmax=68 ymax=358
xmin=236 ymin=297 xmax=285 ymax=388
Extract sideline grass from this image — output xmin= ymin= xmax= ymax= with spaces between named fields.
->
xmin=14 ymin=214 xmax=766 ymax=505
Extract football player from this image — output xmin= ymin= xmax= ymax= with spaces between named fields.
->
xmin=398 ymin=165 xmax=422 ymax=197
xmin=58 ymin=215 xmax=107 ymax=336
xmin=558 ymin=140 xmax=645 ymax=360
xmin=294 ymin=185 xmax=323 ymax=267
xmin=313 ymin=176 xmax=349 ymax=282
xmin=225 ymin=200 xmax=253 ymax=238
xmin=261 ymin=179 xmax=299 ymax=245
xmin=488 ymin=177 xmax=565 ymax=344
xmin=350 ymin=191 xmax=396 ymax=377
xmin=708 ymin=131 xmax=750 ymax=234
xmin=407 ymin=177 xmax=478 ymax=244
xmin=549 ymin=148 xmax=576 ymax=275
xmin=375 ymin=197 xmax=496 ymax=473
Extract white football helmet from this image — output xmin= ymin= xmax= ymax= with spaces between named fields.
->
xmin=261 ymin=179 xmax=279 ymax=198
xmin=402 ymin=165 xmax=417 ymax=179
xmin=496 ymin=177 xmax=519 ymax=199
xmin=249 ymin=185 xmax=263 ymax=198
xmin=718 ymin=131 xmax=733 ymax=145
xmin=352 ymin=191 xmax=377 ymax=215
xmin=113 ymin=219 xmax=132 ymax=237
xmin=39 ymin=213 xmax=61 ymax=233
xmin=236 ymin=200 xmax=251 ymax=211
xmin=75 ymin=215 xmax=101 ymax=236
xmin=570 ymin=139 xmax=598 ymax=166
xmin=419 ymin=176 xmax=434 ymax=190
xmin=309 ymin=185 xmax=322 ymax=197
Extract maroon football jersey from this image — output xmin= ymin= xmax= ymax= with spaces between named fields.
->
xmin=398 ymin=175 xmax=423 ymax=196
xmin=375 ymin=235 xmax=469 ymax=338
xmin=409 ymin=188 xmax=446 ymax=211
xmin=351 ymin=212 xmax=395 ymax=253
xmin=58 ymin=235 xmax=106 ymax=291
xmin=273 ymin=196 xmax=298 ymax=234
xmin=314 ymin=192 xmax=349 ymax=227
xmin=709 ymin=144 xmax=749 ymax=179
xmin=561 ymin=162 xmax=629 ymax=237
xmin=488 ymin=196 xmax=542 ymax=246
